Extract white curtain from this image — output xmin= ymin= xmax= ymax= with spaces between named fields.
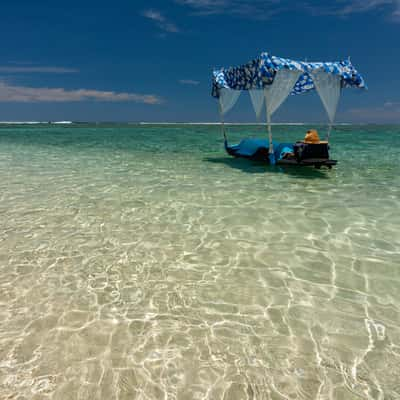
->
xmin=264 ymin=69 xmax=302 ymax=156
xmin=264 ymin=69 xmax=302 ymax=117
xmin=219 ymin=88 xmax=241 ymax=115
xmin=311 ymin=70 xmax=341 ymax=124
xmin=249 ymin=90 xmax=264 ymax=119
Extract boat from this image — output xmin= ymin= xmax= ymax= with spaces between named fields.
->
xmin=211 ymin=52 xmax=366 ymax=168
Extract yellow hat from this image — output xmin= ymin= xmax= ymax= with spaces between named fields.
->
xmin=304 ymin=129 xmax=320 ymax=144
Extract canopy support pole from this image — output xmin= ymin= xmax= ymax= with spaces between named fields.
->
xmin=218 ymin=101 xmax=228 ymax=144
xmin=326 ymin=124 xmax=333 ymax=142
xmin=265 ymin=100 xmax=276 ymax=165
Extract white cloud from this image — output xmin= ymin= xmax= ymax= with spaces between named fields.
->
xmin=348 ymin=101 xmax=400 ymax=122
xmin=384 ymin=101 xmax=400 ymax=107
xmin=179 ymin=79 xmax=200 ymax=85
xmin=0 ymin=66 xmax=78 ymax=73
xmin=176 ymin=0 xmax=400 ymax=20
xmin=327 ymin=0 xmax=396 ymax=15
xmin=392 ymin=0 xmax=400 ymax=19
xmin=0 ymin=81 xmax=162 ymax=104
xmin=142 ymin=9 xmax=179 ymax=32
xmin=175 ymin=0 xmax=281 ymax=17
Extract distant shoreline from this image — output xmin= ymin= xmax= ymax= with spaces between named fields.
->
xmin=0 ymin=121 xmax=385 ymax=126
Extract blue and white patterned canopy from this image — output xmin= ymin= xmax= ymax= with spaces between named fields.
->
xmin=212 ymin=52 xmax=366 ymax=98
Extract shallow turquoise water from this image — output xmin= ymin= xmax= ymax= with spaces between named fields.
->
xmin=0 ymin=124 xmax=400 ymax=399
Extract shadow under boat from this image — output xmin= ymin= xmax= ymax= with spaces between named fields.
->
xmin=204 ymin=156 xmax=330 ymax=179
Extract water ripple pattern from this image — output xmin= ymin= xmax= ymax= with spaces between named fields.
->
xmin=0 ymin=124 xmax=400 ymax=399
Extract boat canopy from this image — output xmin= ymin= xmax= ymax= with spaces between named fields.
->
xmin=212 ymin=52 xmax=366 ymax=118
xmin=212 ymin=52 xmax=366 ymax=98
xmin=211 ymin=52 xmax=366 ymax=164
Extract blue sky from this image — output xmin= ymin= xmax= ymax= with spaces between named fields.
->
xmin=0 ymin=0 xmax=399 ymax=123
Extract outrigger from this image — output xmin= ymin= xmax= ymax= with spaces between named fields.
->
xmin=212 ymin=52 xmax=366 ymax=168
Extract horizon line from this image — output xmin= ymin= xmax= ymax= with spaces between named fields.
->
xmin=0 ymin=121 xmax=395 ymax=125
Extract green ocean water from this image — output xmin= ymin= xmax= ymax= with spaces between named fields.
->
xmin=0 ymin=124 xmax=400 ymax=399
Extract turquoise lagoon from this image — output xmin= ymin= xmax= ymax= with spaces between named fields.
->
xmin=0 ymin=124 xmax=400 ymax=399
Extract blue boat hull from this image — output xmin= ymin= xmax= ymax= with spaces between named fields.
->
xmin=225 ymin=138 xmax=337 ymax=168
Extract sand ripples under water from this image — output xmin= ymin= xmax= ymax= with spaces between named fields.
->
xmin=1 ymin=124 xmax=400 ymax=399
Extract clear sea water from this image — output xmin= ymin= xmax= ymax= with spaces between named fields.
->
xmin=1 ymin=124 xmax=399 ymax=399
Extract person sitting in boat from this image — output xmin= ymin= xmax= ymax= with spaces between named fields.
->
xmin=303 ymin=129 xmax=320 ymax=144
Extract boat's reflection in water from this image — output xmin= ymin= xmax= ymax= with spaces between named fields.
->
xmin=204 ymin=156 xmax=330 ymax=179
